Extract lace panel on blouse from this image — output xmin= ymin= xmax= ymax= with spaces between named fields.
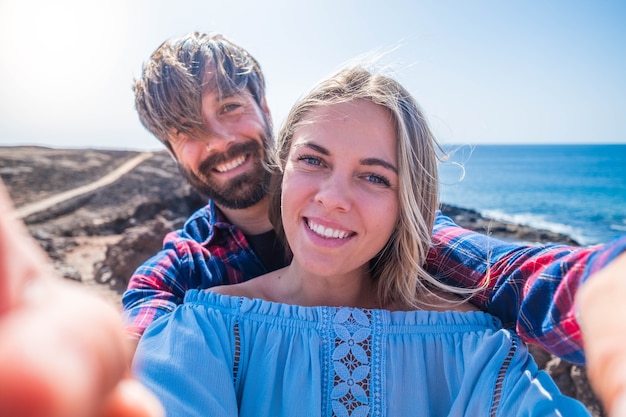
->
xmin=330 ymin=308 xmax=374 ymax=417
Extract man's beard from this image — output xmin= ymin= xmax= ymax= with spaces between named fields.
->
xmin=179 ymin=139 xmax=271 ymax=210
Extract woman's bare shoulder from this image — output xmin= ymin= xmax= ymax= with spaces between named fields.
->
xmin=208 ymin=268 xmax=285 ymax=300
xmin=208 ymin=281 xmax=258 ymax=298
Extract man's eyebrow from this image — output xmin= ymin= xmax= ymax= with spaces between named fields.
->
xmin=219 ymin=93 xmax=242 ymax=101
xmin=211 ymin=90 xmax=248 ymax=103
xmin=360 ymin=158 xmax=398 ymax=174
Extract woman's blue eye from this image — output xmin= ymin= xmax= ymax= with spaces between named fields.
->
xmin=365 ymin=174 xmax=390 ymax=186
xmin=298 ymin=155 xmax=322 ymax=166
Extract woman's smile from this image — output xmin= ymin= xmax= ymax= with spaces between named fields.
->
xmin=305 ymin=217 xmax=355 ymax=240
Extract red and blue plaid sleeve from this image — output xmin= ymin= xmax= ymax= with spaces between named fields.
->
xmin=427 ymin=212 xmax=626 ymax=365
xmin=122 ymin=204 xmax=267 ymax=339
xmin=122 ymin=235 xmax=194 ymax=339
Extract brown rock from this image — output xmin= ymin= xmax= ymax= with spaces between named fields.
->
xmin=95 ymin=215 xmax=182 ymax=291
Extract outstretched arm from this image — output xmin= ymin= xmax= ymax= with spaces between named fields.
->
xmin=0 ymin=181 xmax=163 ymax=417
xmin=427 ymin=212 xmax=626 ymax=364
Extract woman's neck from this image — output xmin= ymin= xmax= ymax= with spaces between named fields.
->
xmin=262 ymin=262 xmax=380 ymax=309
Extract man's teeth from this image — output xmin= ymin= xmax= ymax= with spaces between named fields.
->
xmin=215 ymin=155 xmax=246 ymax=173
xmin=307 ymin=220 xmax=350 ymax=239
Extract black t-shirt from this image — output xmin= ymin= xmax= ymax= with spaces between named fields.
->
xmin=244 ymin=229 xmax=289 ymax=272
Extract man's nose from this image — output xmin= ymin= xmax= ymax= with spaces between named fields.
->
xmin=198 ymin=121 xmax=235 ymax=151
xmin=202 ymin=132 xmax=234 ymax=152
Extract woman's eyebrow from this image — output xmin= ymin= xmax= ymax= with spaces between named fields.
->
xmin=293 ymin=141 xmax=397 ymax=173
xmin=293 ymin=142 xmax=329 ymax=155
xmin=360 ymin=158 xmax=398 ymax=174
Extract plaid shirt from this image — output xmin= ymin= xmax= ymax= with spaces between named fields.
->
xmin=122 ymin=201 xmax=626 ymax=365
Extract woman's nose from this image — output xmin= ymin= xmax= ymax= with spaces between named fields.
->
xmin=314 ymin=176 xmax=352 ymax=212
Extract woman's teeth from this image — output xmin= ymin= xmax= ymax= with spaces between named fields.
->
xmin=307 ymin=220 xmax=351 ymax=239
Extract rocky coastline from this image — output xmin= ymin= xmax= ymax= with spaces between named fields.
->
xmin=0 ymin=146 xmax=604 ymax=416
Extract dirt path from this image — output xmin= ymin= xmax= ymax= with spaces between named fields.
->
xmin=14 ymin=152 xmax=154 ymax=219
xmin=13 ymin=151 xmax=155 ymax=309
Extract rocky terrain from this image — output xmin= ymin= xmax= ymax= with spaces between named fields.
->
xmin=0 ymin=146 xmax=603 ymax=416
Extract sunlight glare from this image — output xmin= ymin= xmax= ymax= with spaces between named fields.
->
xmin=0 ymin=0 xmax=129 ymax=126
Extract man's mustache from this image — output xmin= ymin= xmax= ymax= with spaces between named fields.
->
xmin=198 ymin=140 xmax=262 ymax=173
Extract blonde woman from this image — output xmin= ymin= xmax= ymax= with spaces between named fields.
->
xmin=134 ymin=67 xmax=591 ymax=416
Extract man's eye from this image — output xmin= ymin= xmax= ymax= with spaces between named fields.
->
xmin=222 ymin=103 xmax=241 ymax=113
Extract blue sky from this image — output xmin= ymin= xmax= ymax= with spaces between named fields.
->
xmin=0 ymin=0 xmax=624 ymax=150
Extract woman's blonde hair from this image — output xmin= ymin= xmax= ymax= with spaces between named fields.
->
xmin=269 ymin=66 xmax=474 ymax=309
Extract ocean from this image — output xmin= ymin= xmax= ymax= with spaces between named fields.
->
xmin=438 ymin=144 xmax=626 ymax=245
